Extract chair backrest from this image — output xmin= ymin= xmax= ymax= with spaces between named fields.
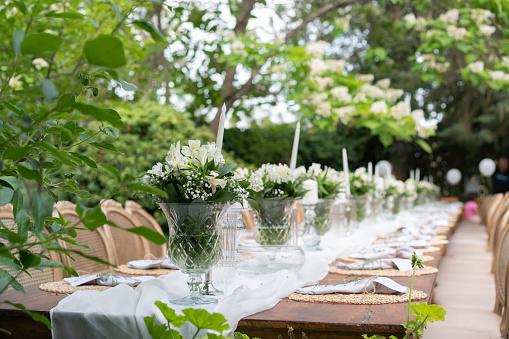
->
xmin=493 ymin=210 xmax=509 ymax=317
xmin=487 ymin=194 xmax=505 ymax=233
xmin=54 ymin=201 xmax=117 ymax=273
xmin=101 ymin=199 xmax=148 ymax=264
xmin=489 ymin=198 xmax=509 ymax=252
xmin=125 ymin=200 xmax=167 ymax=259
xmin=1 ymin=204 xmax=60 ymax=289
xmin=240 ymin=210 xmax=254 ymax=231
xmin=481 ymin=195 xmax=494 ymax=225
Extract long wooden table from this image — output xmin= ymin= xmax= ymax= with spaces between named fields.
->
xmin=0 ymin=215 xmax=460 ymax=339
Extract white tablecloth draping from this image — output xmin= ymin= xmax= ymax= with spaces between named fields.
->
xmin=50 ymin=202 xmax=461 ymax=339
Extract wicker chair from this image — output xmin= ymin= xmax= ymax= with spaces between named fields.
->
xmin=53 ymin=201 xmax=117 ymax=273
xmin=481 ymin=195 xmax=495 ymax=226
xmin=489 ymin=198 xmax=509 ymax=253
xmin=240 ymin=209 xmax=254 ymax=231
xmin=487 ymin=193 xmax=506 ymax=235
xmin=125 ymin=200 xmax=167 ymax=259
xmin=493 ymin=210 xmax=509 ymax=318
xmin=101 ymin=199 xmax=148 ymax=264
xmin=0 ymin=204 xmax=61 ymax=289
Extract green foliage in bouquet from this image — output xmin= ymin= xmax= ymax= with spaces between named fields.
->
xmin=297 ymin=163 xmax=344 ymax=199
xmin=144 ymin=301 xmax=259 ymax=339
xmin=311 ymin=199 xmax=335 ymax=236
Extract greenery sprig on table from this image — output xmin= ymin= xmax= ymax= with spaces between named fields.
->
xmin=144 ymin=301 xmax=258 ymax=339
xmin=363 ymin=253 xmax=446 ymax=339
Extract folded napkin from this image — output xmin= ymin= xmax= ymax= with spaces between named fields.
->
xmin=63 ymin=274 xmax=154 ymax=287
xmin=336 ymin=258 xmax=414 ymax=271
xmin=296 ymin=277 xmax=408 ymax=295
xmin=127 ymin=259 xmax=178 ymax=270
xmin=348 ymin=246 xmax=420 ymax=260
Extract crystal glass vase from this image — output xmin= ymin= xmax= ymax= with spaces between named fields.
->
xmin=352 ymin=195 xmax=369 ymax=223
xmin=312 ymin=198 xmax=335 ymax=236
xmin=159 ymin=203 xmax=230 ymax=305
xmin=253 ymin=198 xmax=296 ymax=245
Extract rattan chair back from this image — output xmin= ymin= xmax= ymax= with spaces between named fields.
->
xmin=1 ymin=204 xmax=61 ymax=290
xmin=240 ymin=209 xmax=254 ymax=231
xmin=54 ymin=201 xmax=117 ymax=273
xmin=125 ymin=201 xmax=167 ymax=259
xmin=487 ymin=193 xmax=506 ymax=234
xmin=493 ymin=210 xmax=509 ymax=316
xmin=101 ymin=199 xmax=148 ymax=264
xmin=481 ymin=195 xmax=494 ymax=225
xmin=489 ymin=198 xmax=509 ymax=252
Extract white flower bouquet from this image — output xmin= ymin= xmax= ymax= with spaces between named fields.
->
xmin=142 ymin=140 xmax=249 ymax=204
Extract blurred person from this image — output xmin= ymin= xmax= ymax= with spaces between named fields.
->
xmin=493 ymin=156 xmax=509 ymax=194
xmin=464 ymin=192 xmax=480 ymax=223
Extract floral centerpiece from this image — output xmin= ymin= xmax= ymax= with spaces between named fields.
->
xmin=240 ymin=163 xmax=305 ymax=245
xmin=416 ymin=181 xmax=440 ymax=204
xmin=349 ymin=167 xmax=375 ymax=222
xmin=296 ymin=163 xmax=344 ymax=235
xmin=142 ymin=140 xmax=248 ymax=305
xmin=383 ymin=176 xmax=406 ymax=214
xmin=403 ymin=179 xmax=419 ymax=209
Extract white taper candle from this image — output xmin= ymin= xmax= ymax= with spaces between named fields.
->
xmin=290 ymin=122 xmax=300 ymax=171
xmin=342 ymin=148 xmax=351 ymax=196
xmin=368 ymin=162 xmax=373 ymax=181
xmin=216 ymin=104 xmax=226 ymax=153
xmin=416 ymin=168 xmax=420 ymax=182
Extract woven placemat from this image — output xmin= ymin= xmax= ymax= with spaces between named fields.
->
xmin=434 ymin=235 xmax=447 ymax=240
xmin=429 ymin=239 xmax=449 ymax=246
xmin=436 ymin=226 xmax=452 ymax=235
xmin=115 ymin=264 xmax=176 ymax=276
xmin=419 ymin=246 xmax=440 ymax=253
xmin=39 ymin=281 xmax=116 ymax=294
xmin=340 ymin=255 xmax=434 ymax=263
xmin=329 ymin=266 xmax=438 ymax=277
xmin=288 ymin=289 xmax=428 ymax=305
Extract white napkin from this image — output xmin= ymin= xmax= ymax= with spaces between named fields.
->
xmin=336 ymin=258 xmax=414 ymax=271
xmin=64 ymin=275 xmax=154 ymax=287
xmin=127 ymin=259 xmax=178 ymax=270
xmin=348 ymin=246 xmax=419 ymax=260
xmin=296 ymin=277 xmax=408 ymax=295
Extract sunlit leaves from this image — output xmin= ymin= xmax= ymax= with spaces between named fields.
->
xmin=84 ymin=35 xmax=127 ymax=68
xmin=21 ymin=33 xmax=62 ymax=55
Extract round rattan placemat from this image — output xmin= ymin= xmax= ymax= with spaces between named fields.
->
xmin=39 ymin=281 xmax=116 ymax=294
xmin=329 ymin=266 xmax=438 ymax=277
xmin=340 ymin=255 xmax=434 ymax=263
xmin=115 ymin=264 xmax=176 ymax=276
xmin=419 ymin=246 xmax=440 ymax=253
xmin=288 ymin=289 xmax=428 ymax=305
xmin=429 ymin=239 xmax=449 ymax=246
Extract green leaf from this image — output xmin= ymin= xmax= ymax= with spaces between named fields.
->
xmin=416 ymin=139 xmax=432 ymax=154
xmin=79 ymin=205 xmax=107 ymax=231
xmin=19 ymin=249 xmax=42 ymax=268
xmin=40 ymin=78 xmax=59 ymax=103
xmin=100 ymin=126 xmax=120 ymax=138
xmin=46 ymin=11 xmax=84 ymax=20
xmin=3 ymin=146 xmax=31 ymax=160
xmin=21 ymin=33 xmax=62 ymax=55
xmin=155 ymin=301 xmax=186 ymax=327
xmin=128 ymin=184 xmax=168 ymax=198
xmin=218 ymin=163 xmax=236 ymax=178
xmin=84 ymin=35 xmax=126 ymax=68
xmin=36 ymin=142 xmax=74 ymax=166
xmin=1 ymin=101 xmax=23 ymax=115
xmin=65 ymin=248 xmax=113 ymax=267
xmin=379 ymin=132 xmax=393 ymax=147
xmin=105 ymin=70 xmax=138 ymax=91
xmin=3 ymin=301 xmax=51 ymax=329
xmin=89 ymin=142 xmax=122 ymax=154
xmin=132 ymin=20 xmax=167 ymax=43
xmin=12 ymin=0 xmax=27 ymax=14
xmin=69 ymin=152 xmax=97 ymax=168
xmin=124 ymin=227 xmax=166 ymax=245
xmin=0 ymin=186 xmax=14 ymax=206
xmin=32 ymin=195 xmax=45 ymax=231
xmin=106 ymin=1 xmax=123 ymax=20
xmin=12 ymin=30 xmax=25 ymax=55
xmin=100 ymin=164 xmax=122 ymax=183
xmin=373 ymin=47 xmax=387 ymax=60
xmin=16 ymin=165 xmax=43 ymax=184
xmin=11 ymin=189 xmax=23 ymax=219
xmin=57 ymin=93 xmax=76 ymax=113
xmin=234 ymin=333 xmax=251 ymax=339
xmin=75 ymin=103 xmax=125 ymax=130
xmin=411 ymin=302 xmax=446 ymax=323
xmin=181 ymin=308 xmax=229 ymax=333
xmin=0 ymin=269 xmax=26 ymax=295
xmin=144 ymin=315 xmax=170 ymax=339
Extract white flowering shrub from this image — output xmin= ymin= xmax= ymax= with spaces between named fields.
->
xmin=143 ymin=140 xmax=249 ymax=203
